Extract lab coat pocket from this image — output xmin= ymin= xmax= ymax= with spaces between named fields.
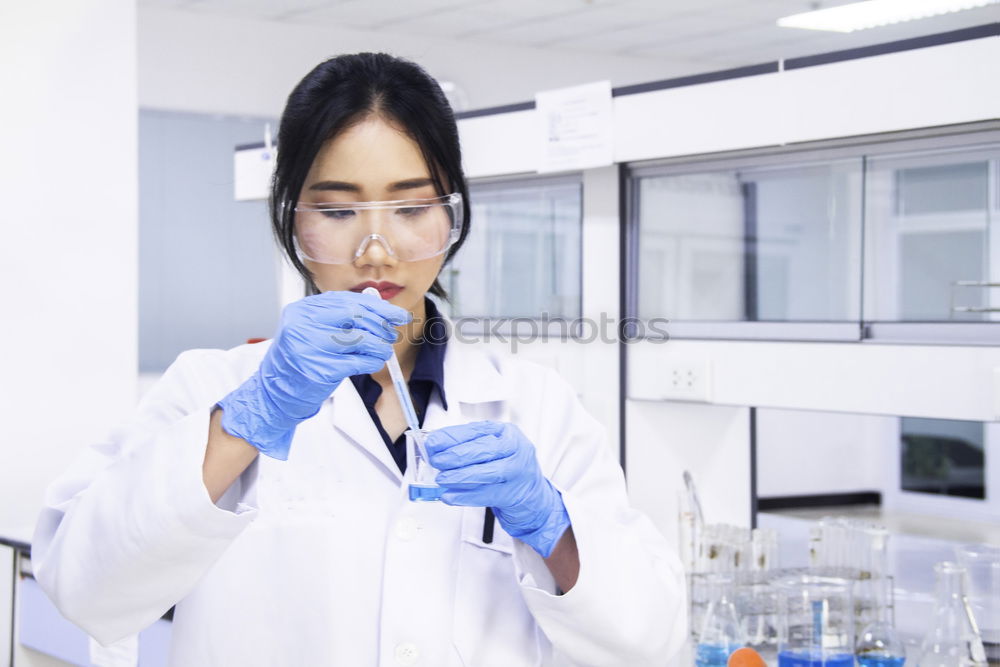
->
xmin=453 ymin=508 xmax=541 ymax=666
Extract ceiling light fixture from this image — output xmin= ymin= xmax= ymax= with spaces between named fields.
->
xmin=777 ymin=0 xmax=999 ymax=32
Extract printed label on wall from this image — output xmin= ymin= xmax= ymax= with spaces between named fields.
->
xmin=535 ymin=80 xmax=614 ymax=173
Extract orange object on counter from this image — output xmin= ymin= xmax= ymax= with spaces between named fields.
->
xmin=728 ymin=647 xmax=767 ymax=667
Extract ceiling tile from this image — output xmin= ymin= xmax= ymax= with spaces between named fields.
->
xmin=388 ymin=8 xmax=516 ymax=37
xmin=146 ymin=0 xmax=1000 ymax=78
xmin=465 ymin=3 xmax=644 ymax=45
xmin=181 ymin=0 xmax=341 ymax=21
xmin=138 ymin=0 xmax=202 ymax=8
xmin=281 ymin=0 xmax=487 ymax=29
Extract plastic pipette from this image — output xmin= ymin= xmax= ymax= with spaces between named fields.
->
xmin=361 ymin=287 xmax=421 ymax=433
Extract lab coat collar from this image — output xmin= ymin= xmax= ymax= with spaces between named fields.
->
xmin=328 ymin=379 xmax=401 ymax=481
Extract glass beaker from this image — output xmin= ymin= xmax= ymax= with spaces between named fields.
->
xmin=405 ymin=428 xmax=442 ymax=501
xmin=742 ymin=573 xmax=779 ymax=665
xmin=917 ymin=562 xmax=988 ymax=667
xmin=697 ymin=574 xmax=747 ymax=667
xmin=855 ymin=576 xmax=906 ymax=667
xmin=777 ymin=574 xmax=856 ymax=667
xmin=955 ymin=544 xmax=1000 ymax=667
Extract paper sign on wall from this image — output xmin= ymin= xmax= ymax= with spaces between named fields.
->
xmin=535 ymin=80 xmax=614 ymax=173
xmin=234 ymin=144 xmax=276 ymax=202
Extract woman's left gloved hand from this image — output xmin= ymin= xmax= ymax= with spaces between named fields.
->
xmin=425 ymin=421 xmax=571 ymax=558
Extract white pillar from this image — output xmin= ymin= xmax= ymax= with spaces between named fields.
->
xmin=0 ymin=0 xmax=139 ymax=544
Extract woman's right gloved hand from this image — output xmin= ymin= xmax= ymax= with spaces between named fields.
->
xmin=215 ymin=290 xmax=412 ymax=460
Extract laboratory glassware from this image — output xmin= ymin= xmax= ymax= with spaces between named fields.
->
xmin=916 ymin=562 xmax=987 ymax=667
xmin=955 ymin=544 xmax=1000 ymax=667
xmin=807 ymin=518 xmax=891 ymax=588
xmin=680 ymin=470 xmax=705 ymax=572
xmin=406 ymin=428 xmax=442 ymax=501
xmin=742 ymin=573 xmax=780 ymax=665
xmin=751 ymin=528 xmax=779 ymax=573
xmin=697 ymin=574 xmax=747 ymax=667
xmin=855 ymin=576 xmax=906 ymax=667
xmin=360 ymin=286 xmax=441 ymax=502
xmin=777 ymin=574 xmax=856 ymax=667
xmin=744 ymin=529 xmax=780 ymax=663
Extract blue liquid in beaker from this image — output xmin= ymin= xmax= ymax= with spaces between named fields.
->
xmin=696 ymin=643 xmax=737 ymax=667
xmin=857 ymin=655 xmax=904 ymax=667
xmin=409 ymin=484 xmax=444 ymax=502
xmin=778 ymin=650 xmax=856 ymax=667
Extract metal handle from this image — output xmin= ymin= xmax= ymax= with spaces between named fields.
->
xmin=950 ymin=281 xmax=1000 ymax=315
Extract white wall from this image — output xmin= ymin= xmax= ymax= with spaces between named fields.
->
xmin=755 ymin=409 xmax=892 ymax=498
xmin=458 ymin=36 xmax=1000 ymax=177
xmin=626 ymin=402 xmax=752 ymax=548
xmin=0 ymin=2 xmax=138 ymax=544
xmin=137 ymin=6 xmax=700 ymax=118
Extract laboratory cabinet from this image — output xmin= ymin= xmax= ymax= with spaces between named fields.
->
xmin=626 ymin=132 xmax=1000 ymax=344
xmin=0 ymin=543 xmax=172 ymax=667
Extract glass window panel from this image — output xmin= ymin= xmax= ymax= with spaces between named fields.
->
xmin=635 ymin=159 xmax=862 ymax=322
xmin=865 ymin=148 xmax=998 ymax=323
xmin=139 ymin=110 xmax=279 ymax=373
xmin=896 ymin=162 xmax=988 ymax=215
xmin=445 ymin=179 xmax=581 ymax=319
xmin=899 ymin=231 xmax=984 ymax=320
xmin=901 ymin=417 xmax=985 ymax=499
xmin=636 ymin=173 xmax=744 ymax=321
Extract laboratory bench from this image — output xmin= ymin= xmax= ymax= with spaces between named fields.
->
xmin=0 ymin=534 xmax=173 ymax=667
xmin=758 ymin=508 xmax=999 ymax=661
xmin=4 ymin=514 xmax=995 ymax=666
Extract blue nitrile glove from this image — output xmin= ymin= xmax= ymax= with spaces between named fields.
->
xmin=425 ymin=421 xmax=571 ymax=558
xmin=216 ymin=290 xmax=411 ymax=460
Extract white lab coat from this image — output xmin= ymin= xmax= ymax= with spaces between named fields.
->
xmin=32 ymin=333 xmax=686 ymax=667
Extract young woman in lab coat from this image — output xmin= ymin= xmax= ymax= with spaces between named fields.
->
xmin=33 ymin=53 xmax=685 ymax=666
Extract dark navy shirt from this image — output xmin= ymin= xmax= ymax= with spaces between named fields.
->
xmin=349 ymin=297 xmax=449 ymax=474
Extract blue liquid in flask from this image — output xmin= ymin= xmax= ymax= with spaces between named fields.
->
xmin=696 ymin=644 xmax=737 ymax=667
xmin=857 ymin=656 xmax=904 ymax=667
xmin=778 ymin=650 xmax=856 ymax=667
xmin=409 ymin=484 xmax=444 ymax=502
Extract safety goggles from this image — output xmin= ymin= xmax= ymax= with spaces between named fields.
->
xmin=293 ymin=192 xmax=463 ymax=265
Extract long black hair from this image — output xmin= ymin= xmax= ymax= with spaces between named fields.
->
xmin=270 ymin=52 xmax=470 ymax=299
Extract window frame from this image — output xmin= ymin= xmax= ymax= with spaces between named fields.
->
xmin=442 ymin=171 xmax=585 ymax=338
xmin=886 ymin=417 xmax=999 ymax=525
xmin=624 ymin=120 xmax=1000 ymax=344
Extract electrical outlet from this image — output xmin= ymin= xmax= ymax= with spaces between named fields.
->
xmin=662 ymin=361 xmax=712 ymax=402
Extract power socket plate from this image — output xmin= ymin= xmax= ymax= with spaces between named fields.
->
xmin=662 ymin=361 xmax=712 ymax=402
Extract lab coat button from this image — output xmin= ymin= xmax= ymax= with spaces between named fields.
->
xmin=394 ymin=642 xmax=419 ymax=665
xmin=395 ymin=517 xmax=418 ymax=541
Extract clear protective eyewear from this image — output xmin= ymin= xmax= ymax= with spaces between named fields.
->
xmin=293 ymin=192 xmax=463 ymax=265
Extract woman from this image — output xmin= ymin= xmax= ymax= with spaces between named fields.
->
xmin=33 ymin=53 xmax=685 ymax=666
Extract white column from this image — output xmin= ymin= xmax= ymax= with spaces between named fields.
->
xmin=0 ymin=0 xmax=139 ymax=545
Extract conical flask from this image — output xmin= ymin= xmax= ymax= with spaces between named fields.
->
xmin=954 ymin=544 xmax=1000 ymax=667
xmin=697 ymin=574 xmax=746 ymax=667
xmin=856 ymin=576 xmax=906 ymax=667
xmin=917 ymin=562 xmax=988 ymax=667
